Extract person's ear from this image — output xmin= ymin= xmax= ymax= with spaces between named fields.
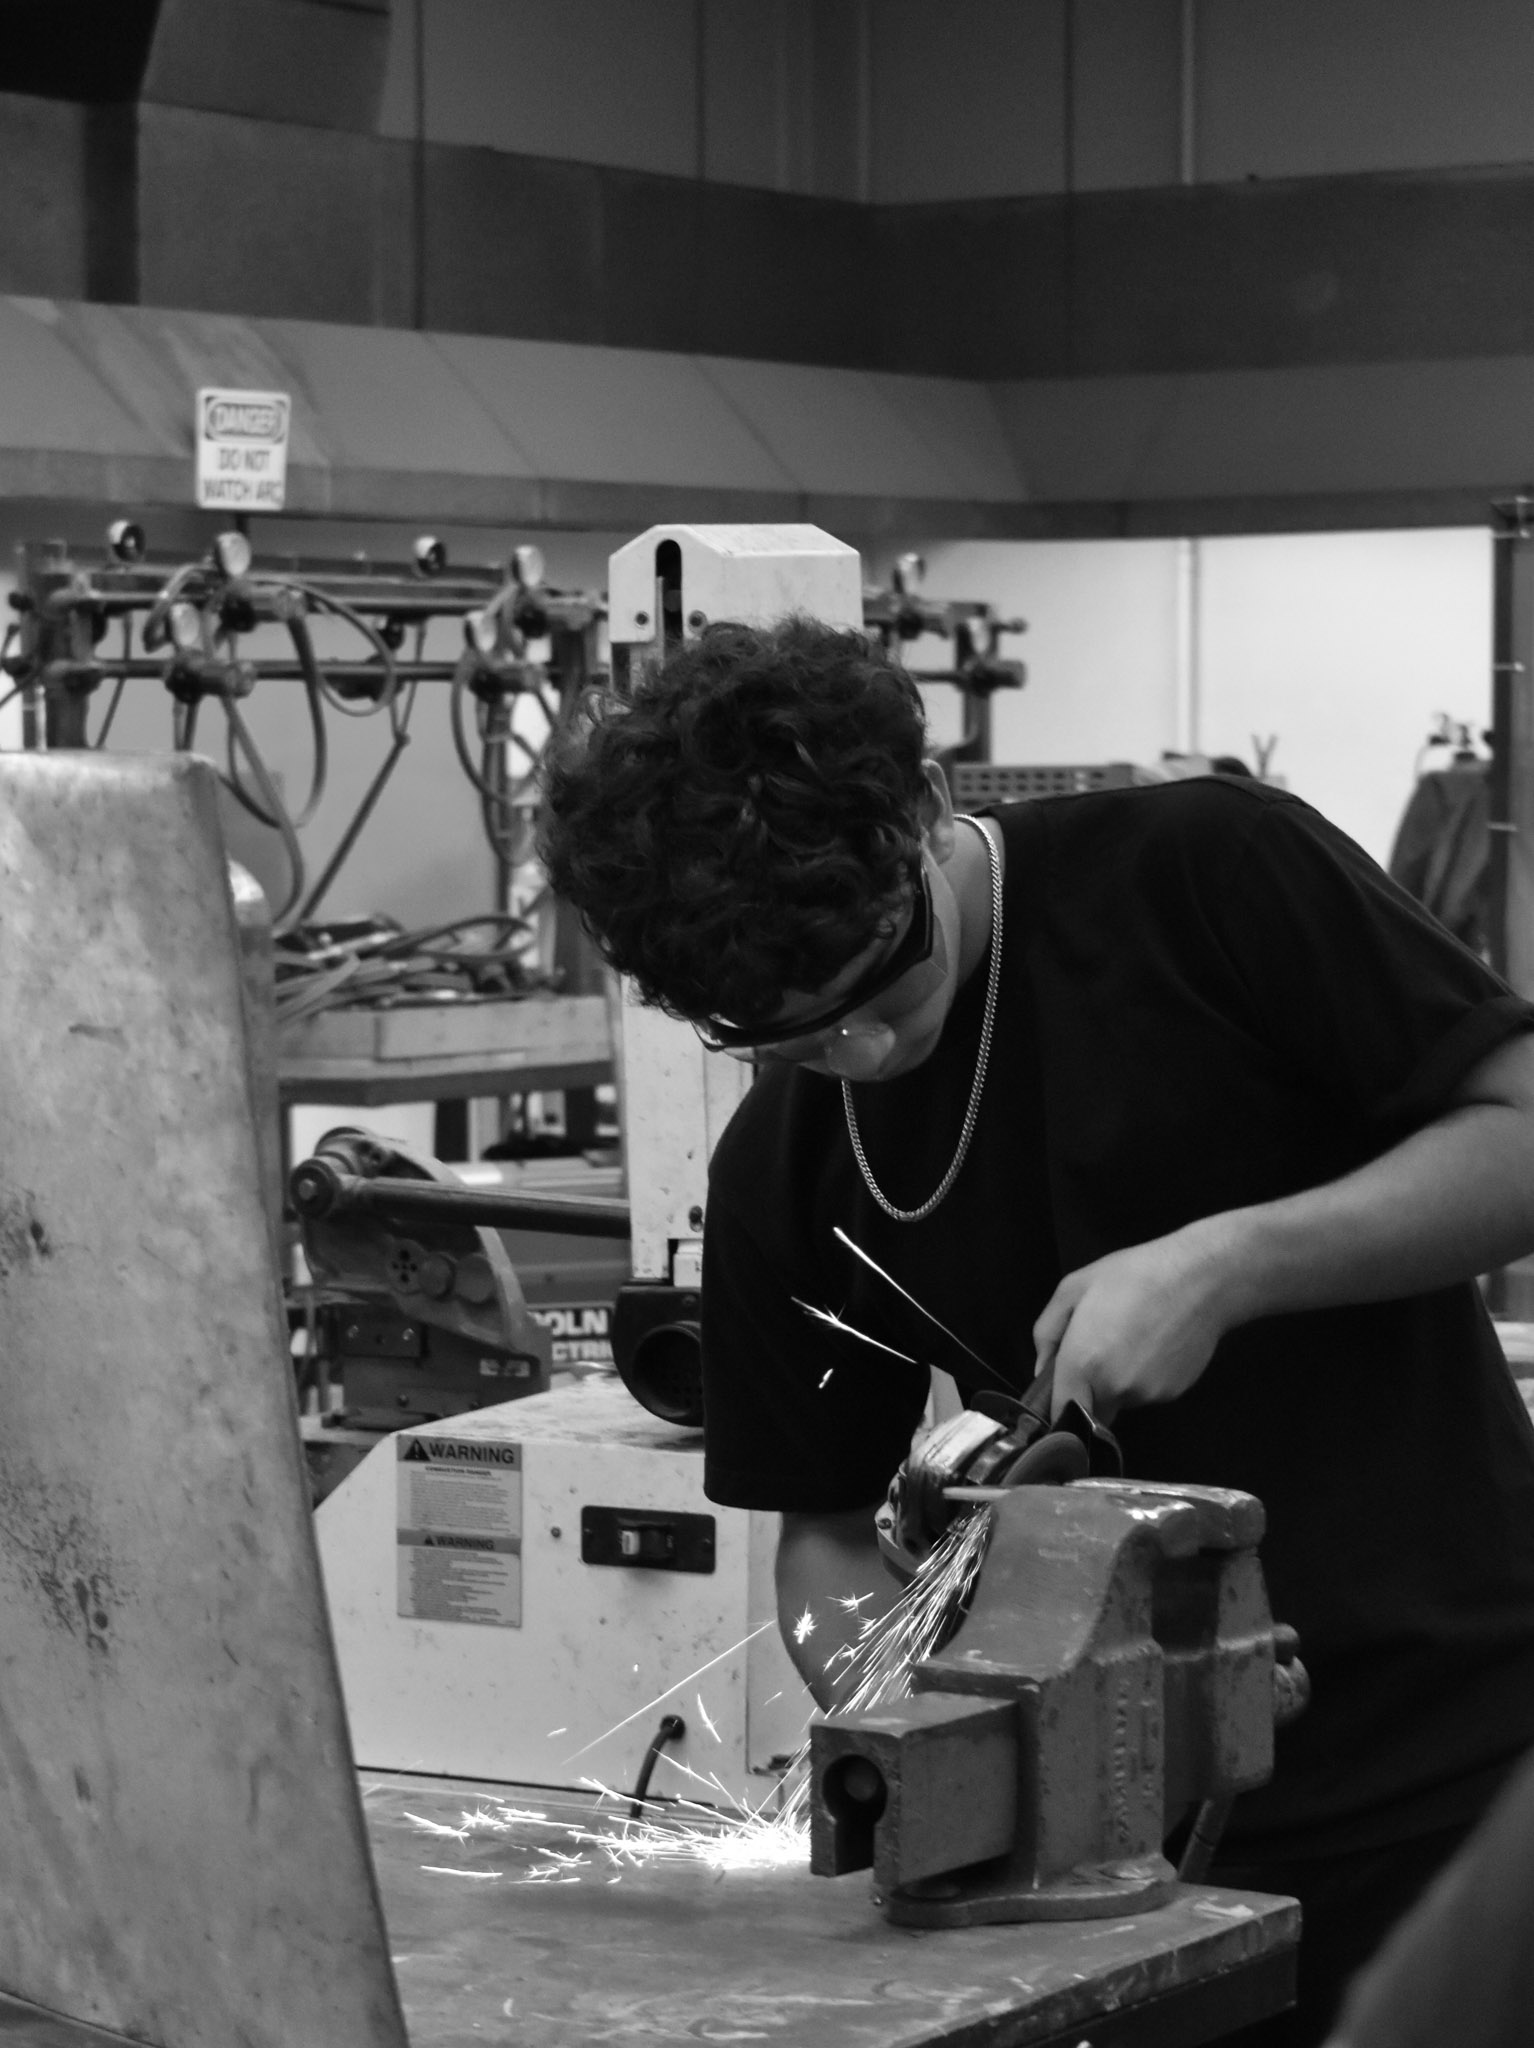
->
xmin=919 ymin=759 xmax=957 ymax=862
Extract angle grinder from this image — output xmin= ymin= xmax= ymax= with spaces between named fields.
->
xmin=875 ymin=1365 xmax=1123 ymax=1582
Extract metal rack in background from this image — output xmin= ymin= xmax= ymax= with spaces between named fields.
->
xmin=1 ymin=524 xmax=605 ymax=965
xmin=0 ymin=529 xmax=1035 ymax=1045
xmin=949 ymin=762 xmax=1141 ymax=805
xmin=862 ymin=551 xmax=1028 ymax=774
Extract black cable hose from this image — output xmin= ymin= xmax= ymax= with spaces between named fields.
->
xmin=172 ymin=695 xmax=201 ymax=752
xmin=629 ymin=1713 xmax=686 ymax=1819
xmin=279 ymin=578 xmax=400 ymax=718
xmin=220 ymin=615 xmax=328 ymax=832
xmin=220 ymin=694 xmax=307 ymax=930
xmin=450 ymin=659 xmax=502 ymax=801
xmin=372 ymin=912 xmax=531 ymax=960
xmin=87 ymin=617 xmax=132 ymax=748
xmin=295 ymin=671 xmax=423 ymax=922
xmin=297 ymin=719 xmax=413 ymax=925
xmin=88 ymin=674 xmax=128 ymax=749
xmin=276 ymin=611 xmax=329 ymax=825
xmin=274 ymin=913 xmax=541 ymax=1026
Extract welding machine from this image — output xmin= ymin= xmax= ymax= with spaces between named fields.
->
xmin=293 ymin=1127 xmax=813 ymax=1806
xmin=315 ymin=1376 xmax=811 ymax=1806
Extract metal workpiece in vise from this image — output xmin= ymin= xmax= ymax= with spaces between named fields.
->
xmin=812 ymin=1479 xmax=1307 ymax=1928
xmin=290 ymin=1127 xmax=555 ymax=1429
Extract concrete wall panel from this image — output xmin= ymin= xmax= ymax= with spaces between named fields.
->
xmin=0 ymin=96 xmax=89 ymax=302
xmin=420 ymin=143 xmax=604 ymax=343
xmin=598 ymin=173 xmax=871 ymax=365
xmin=137 ymin=104 xmax=411 ymax=327
xmin=433 ymin=334 xmax=796 ymax=488
xmin=692 ymin=181 xmax=870 ymax=364
xmin=876 ymin=195 xmax=1070 ymax=380
xmin=381 ymin=0 xmax=698 ymax=177
xmin=988 ymin=355 xmax=1534 ymax=508
xmin=699 ymin=355 xmax=1012 ymax=500
xmin=1198 ymin=0 xmax=1534 ymax=183
xmin=259 ymin=318 xmax=529 ymax=476
xmin=1071 ymin=0 xmax=1182 ymax=194
xmin=0 ymin=301 xmax=167 ymax=459
xmin=882 ymin=170 xmax=1534 ymax=381
xmin=867 ymin=0 xmax=1066 ymax=204
xmin=144 ymin=0 xmax=391 ymax=132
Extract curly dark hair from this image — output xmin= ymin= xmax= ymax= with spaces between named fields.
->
xmin=539 ymin=616 xmax=930 ymax=1026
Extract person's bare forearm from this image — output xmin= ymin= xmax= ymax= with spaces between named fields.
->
xmin=775 ymin=1507 xmax=900 ymax=1710
xmin=1041 ymin=1035 xmax=1534 ymax=1419
xmin=1208 ymin=1102 xmax=1534 ymax=1328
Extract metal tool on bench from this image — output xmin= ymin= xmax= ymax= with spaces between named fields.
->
xmin=816 ymin=1452 xmax=1308 ymax=1927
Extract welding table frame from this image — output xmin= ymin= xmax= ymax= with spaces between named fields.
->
xmin=0 ymin=1773 xmax=1298 ymax=2048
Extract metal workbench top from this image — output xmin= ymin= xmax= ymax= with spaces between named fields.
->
xmin=369 ymin=1772 xmax=1297 ymax=2048
xmin=0 ymin=1771 xmax=1298 ymax=2048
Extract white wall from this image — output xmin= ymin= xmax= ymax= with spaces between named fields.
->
xmin=897 ymin=535 xmax=1184 ymax=772
xmin=896 ymin=527 xmax=1492 ymax=869
xmin=1198 ymin=528 xmax=1492 ymax=866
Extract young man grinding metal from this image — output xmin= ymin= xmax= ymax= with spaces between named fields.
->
xmin=540 ymin=616 xmax=1534 ymax=2048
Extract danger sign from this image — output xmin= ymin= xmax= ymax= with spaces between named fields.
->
xmin=195 ymin=386 xmax=290 ymax=511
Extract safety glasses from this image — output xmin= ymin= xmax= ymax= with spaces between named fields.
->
xmin=691 ymin=864 xmax=935 ymax=1054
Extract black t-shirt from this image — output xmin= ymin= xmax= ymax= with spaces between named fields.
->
xmin=701 ymin=777 xmax=1534 ymax=1857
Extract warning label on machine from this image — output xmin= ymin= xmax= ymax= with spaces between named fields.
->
xmin=396 ymin=1436 xmax=523 ymax=1627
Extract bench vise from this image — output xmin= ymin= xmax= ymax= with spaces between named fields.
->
xmin=811 ymin=1478 xmax=1305 ymax=1927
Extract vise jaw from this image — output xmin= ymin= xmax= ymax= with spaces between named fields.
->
xmin=811 ymin=1478 xmax=1286 ymax=1927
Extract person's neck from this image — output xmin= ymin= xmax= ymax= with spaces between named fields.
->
xmin=953 ymin=815 xmax=1001 ymax=986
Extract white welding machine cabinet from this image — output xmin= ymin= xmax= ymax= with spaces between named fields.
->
xmin=316 ymin=1378 xmax=813 ymax=1805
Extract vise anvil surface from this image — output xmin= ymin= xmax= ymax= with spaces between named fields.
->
xmin=812 ymin=1478 xmax=1284 ymax=1927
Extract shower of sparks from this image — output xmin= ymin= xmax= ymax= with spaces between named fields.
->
xmin=793 ymin=1606 xmax=816 ymax=1644
xmin=406 ymin=1811 xmax=470 ymax=1839
xmin=834 ymin=1590 xmax=874 ymax=1612
xmin=410 ymin=1774 xmax=812 ymax=1882
xmin=792 ymin=1297 xmax=919 ymax=1365
xmin=825 ymin=1506 xmax=994 ymax=1721
xmin=411 ymin=1508 xmax=995 ymax=1891
xmin=831 ymin=1227 xmax=1008 ymax=1387
xmin=696 ymin=1695 xmax=721 ymax=1743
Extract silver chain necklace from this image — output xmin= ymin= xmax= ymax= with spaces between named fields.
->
xmin=842 ymin=814 xmax=1003 ymax=1223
